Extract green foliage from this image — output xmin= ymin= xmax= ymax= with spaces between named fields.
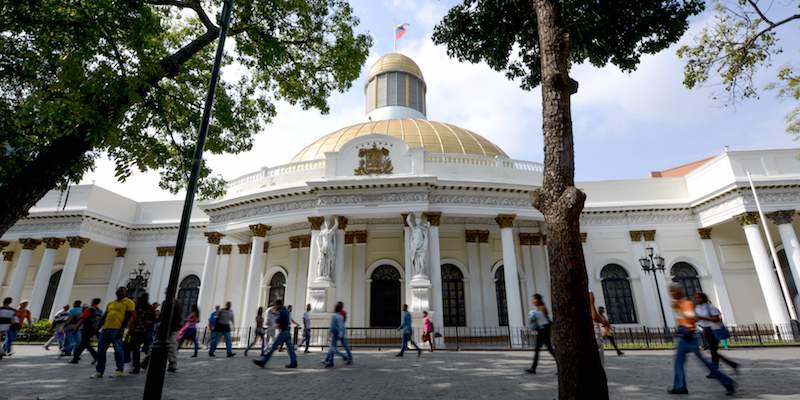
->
xmin=677 ymin=0 xmax=799 ymax=133
xmin=20 ymin=319 xmax=53 ymax=338
xmin=431 ymin=0 xmax=704 ymax=91
xmin=0 ymin=0 xmax=371 ymax=198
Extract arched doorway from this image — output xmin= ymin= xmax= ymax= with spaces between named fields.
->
xmin=600 ymin=264 xmax=637 ymax=324
xmin=370 ymin=265 xmax=401 ymax=327
xmin=442 ymin=264 xmax=466 ymax=326
xmin=39 ymin=270 xmax=63 ymax=320
xmin=267 ymin=271 xmax=287 ymax=306
xmin=494 ymin=266 xmax=508 ymax=326
xmin=671 ymin=262 xmax=702 ymax=299
xmin=176 ymin=275 xmax=200 ymax=319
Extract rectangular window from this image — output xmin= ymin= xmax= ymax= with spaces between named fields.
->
xmin=397 ymin=73 xmax=407 ymax=108
xmin=387 ymin=72 xmax=398 ymax=106
xmin=377 ymin=74 xmax=387 ymax=107
xmin=366 ymin=80 xmax=376 ymax=113
xmin=409 ymin=79 xmax=419 ymax=110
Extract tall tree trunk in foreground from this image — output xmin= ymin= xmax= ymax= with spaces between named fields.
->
xmin=531 ymin=1 xmax=609 ymax=398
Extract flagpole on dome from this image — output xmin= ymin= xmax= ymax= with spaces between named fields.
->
xmin=394 ymin=23 xmax=409 ymax=52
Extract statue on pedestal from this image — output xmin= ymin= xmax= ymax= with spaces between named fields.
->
xmin=407 ymin=213 xmax=430 ymax=278
xmin=316 ymin=217 xmax=338 ymax=280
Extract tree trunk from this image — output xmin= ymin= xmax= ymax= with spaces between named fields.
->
xmin=531 ymin=1 xmax=608 ymax=399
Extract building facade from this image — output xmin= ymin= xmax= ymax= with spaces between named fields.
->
xmin=2 ymin=53 xmax=800 ymax=335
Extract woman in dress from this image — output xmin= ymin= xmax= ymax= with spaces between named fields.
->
xmin=177 ymin=305 xmax=200 ymax=357
xmin=244 ymin=306 xmax=266 ymax=357
xmin=421 ymin=311 xmax=435 ymax=352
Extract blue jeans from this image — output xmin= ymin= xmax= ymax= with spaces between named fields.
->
xmin=399 ymin=331 xmax=419 ymax=355
xmin=179 ymin=329 xmax=199 ymax=356
xmin=2 ymin=329 xmax=17 ymax=353
xmin=259 ymin=330 xmax=297 ymax=366
xmin=64 ymin=329 xmax=81 ymax=354
xmin=209 ymin=330 xmax=233 ymax=355
xmin=339 ymin=332 xmax=352 ymax=360
xmin=96 ymin=329 xmax=125 ymax=374
xmin=673 ymin=327 xmax=734 ymax=391
xmin=324 ymin=332 xmax=348 ymax=364
xmin=302 ymin=328 xmax=311 ymax=351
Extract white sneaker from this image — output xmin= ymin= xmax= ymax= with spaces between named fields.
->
xmin=90 ymin=373 xmax=103 ymax=379
xmin=110 ymin=371 xmax=125 ymax=378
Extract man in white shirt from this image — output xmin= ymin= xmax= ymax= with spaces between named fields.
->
xmin=302 ymin=304 xmax=312 ymax=353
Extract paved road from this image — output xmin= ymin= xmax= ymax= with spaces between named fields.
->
xmin=1 ymin=346 xmax=799 ymax=399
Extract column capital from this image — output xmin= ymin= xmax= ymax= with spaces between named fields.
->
xmin=290 ymin=235 xmax=311 ymax=248
xmin=3 ymin=251 xmax=14 ymax=261
xmin=518 ymin=233 xmax=533 ymax=246
xmin=734 ymin=211 xmax=760 ymax=226
xmin=289 ymin=236 xmax=301 ymax=249
xmin=248 ymin=224 xmax=271 ymax=237
xmin=768 ymin=210 xmax=795 ymax=226
xmin=0 ymin=240 xmax=9 ymax=250
xmin=495 ymin=214 xmax=516 ymax=229
xmin=114 ymin=248 xmax=127 ymax=258
xmin=466 ymin=230 xmax=481 ymax=243
xmin=66 ymin=236 xmax=90 ymax=249
xmin=477 ymin=230 xmax=490 ymax=243
xmin=156 ymin=246 xmax=175 ymax=256
xmin=642 ymin=230 xmax=656 ymax=242
xmin=354 ymin=230 xmax=367 ymax=244
xmin=42 ymin=237 xmax=65 ymax=249
xmin=531 ymin=233 xmax=547 ymax=246
xmin=697 ymin=228 xmax=713 ymax=240
xmin=219 ymin=244 xmax=233 ymax=255
xmin=20 ymin=238 xmax=42 ymax=250
xmin=263 ymin=241 xmax=270 ymax=254
xmin=204 ymin=232 xmax=225 ymax=244
xmin=345 ymin=231 xmax=355 ymax=244
xmin=628 ymin=230 xmax=642 ymax=242
xmin=308 ymin=216 xmax=325 ymax=230
xmin=424 ymin=212 xmax=442 ymax=227
xmin=299 ymin=234 xmax=311 ymax=248
xmin=336 ymin=216 xmax=348 ymax=230
xmin=580 ymin=232 xmax=588 ymax=243
xmin=236 ymin=243 xmax=251 ymax=255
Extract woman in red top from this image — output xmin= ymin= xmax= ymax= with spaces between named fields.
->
xmin=422 ymin=310 xmax=434 ymax=352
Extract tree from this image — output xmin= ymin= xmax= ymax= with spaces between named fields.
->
xmin=0 ymin=0 xmax=371 ymax=236
xmin=433 ymin=1 xmax=703 ymax=398
xmin=678 ymin=0 xmax=799 ymax=134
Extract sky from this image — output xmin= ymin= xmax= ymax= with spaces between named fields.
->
xmin=80 ymin=0 xmax=800 ymax=201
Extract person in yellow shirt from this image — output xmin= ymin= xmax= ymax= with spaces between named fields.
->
xmin=91 ymin=287 xmax=135 ymax=378
xmin=668 ymin=284 xmax=736 ymax=396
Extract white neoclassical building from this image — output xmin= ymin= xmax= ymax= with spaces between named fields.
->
xmin=2 ymin=53 xmax=800 ymax=336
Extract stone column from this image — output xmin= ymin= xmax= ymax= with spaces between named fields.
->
xmin=288 ymin=237 xmax=302 ymax=311
xmin=401 ymin=214 xmax=413 ymax=306
xmin=530 ymin=234 xmax=550 ymax=306
xmin=628 ymin=231 xmax=662 ymax=326
xmin=104 ymin=248 xmax=127 ymax=305
xmin=518 ymin=233 xmax=536 ymax=314
xmin=466 ymin=230 xmax=485 ymax=326
xmin=768 ymin=210 xmax=800 ymax=314
xmin=6 ymin=238 xmax=41 ymax=302
xmin=155 ymin=247 xmax=175 ymax=303
xmin=0 ymin=248 xmax=14 ymax=296
xmin=306 ymin=217 xmax=324 ymax=310
xmin=496 ymin=214 xmax=524 ymax=331
xmin=697 ymin=228 xmax=736 ymax=324
xmin=426 ymin=212 xmax=445 ymax=339
xmin=198 ymin=232 xmax=223 ymax=315
xmin=350 ymin=231 xmax=368 ymax=326
xmin=334 ymin=216 xmax=348 ymax=301
xmin=736 ymin=212 xmax=790 ymax=325
xmin=478 ymin=231 xmax=497 ymax=326
xmin=242 ymin=224 xmax=270 ymax=328
xmin=148 ymin=247 xmax=169 ymax=300
xmin=212 ymin=244 xmax=234 ymax=310
xmin=30 ymin=238 xmax=65 ymax=319
xmin=50 ymin=237 xmax=89 ymax=317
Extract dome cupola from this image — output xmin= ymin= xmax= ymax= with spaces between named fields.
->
xmin=365 ymin=53 xmax=426 ymax=121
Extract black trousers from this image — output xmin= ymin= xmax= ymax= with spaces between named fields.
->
xmin=604 ymin=335 xmax=623 ymax=355
xmin=531 ymin=324 xmax=555 ymax=371
xmin=701 ymin=327 xmax=738 ymax=370
xmin=129 ymin=333 xmax=149 ymax=371
xmin=71 ymin=330 xmax=97 ymax=362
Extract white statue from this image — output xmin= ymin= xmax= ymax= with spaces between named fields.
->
xmin=316 ymin=217 xmax=338 ymax=280
xmin=407 ymin=213 xmax=430 ymax=277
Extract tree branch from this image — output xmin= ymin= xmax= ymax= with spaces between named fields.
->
xmin=746 ymin=0 xmax=774 ymax=25
xmin=145 ymin=0 xmax=218 ymax=31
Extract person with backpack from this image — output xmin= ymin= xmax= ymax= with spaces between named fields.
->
xmin=252 ymin=299 xmax=297 ymax=369
xmin=69 ymin=298 xmax=102 ymax=364
xmin=62 ymin=300 xmax=83 ymax=357
xmin=44 ymin=305 xmax=70 ymax=352
xmin=694 ymin=291 xmax=739 ymax=374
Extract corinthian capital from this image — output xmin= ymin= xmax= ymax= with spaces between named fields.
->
xmin=767 ymin=210 xmax=795 ymax=226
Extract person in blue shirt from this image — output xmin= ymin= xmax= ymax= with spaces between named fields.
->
xmin=323 ymin=302 xmax=350 ymax=367
xmin=252 ymin=299 xmax=297 ymax=369
xmin=396 ymin=304 xmax=421 ymax=357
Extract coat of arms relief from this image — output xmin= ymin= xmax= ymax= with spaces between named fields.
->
xmin=354 ymin=143 xmax=393 ymax=175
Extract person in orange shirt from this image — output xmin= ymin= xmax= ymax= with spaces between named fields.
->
xmin=668 ymin=284 xmax=736 ymax=396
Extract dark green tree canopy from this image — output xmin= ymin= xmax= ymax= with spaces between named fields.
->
xmin=432 ymin=0 xmax=704 ymax=90
xmin=0 ymin=0 xmax=371 ymax=198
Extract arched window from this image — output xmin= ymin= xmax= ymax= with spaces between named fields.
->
xmin=370 ymin=265 xmax=402 ymax=327
xmin=176 ymin=275 xmax=200 ymax=319
xmin=495 ymin=266 xmax=508 ymax=326
xmin=441 ymin=264 xmax=466 ymax=326
xmin=600 ymin=264 xmax=637 ymax=324
xmin=267 ymin=272 xmax=287 ymax=306
xmin=40 ymin=270 xmax=63 ymax=320
xmin=671 ymin=262 xmax=702 ymax=300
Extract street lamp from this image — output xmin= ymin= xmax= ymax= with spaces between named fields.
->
xmin=639 ymin=247 xmax=671 ymax=338
xmin=126 ymin=260 xmax=150 ymax=300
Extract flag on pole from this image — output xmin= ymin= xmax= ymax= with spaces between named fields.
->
xmin=395 ymin=23 xmax=410 ymax=40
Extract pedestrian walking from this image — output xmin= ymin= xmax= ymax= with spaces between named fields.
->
xmin=336 ymin=302 xmax=353 ymax=363
xmin=668 ymin=284 xmax=736 ymax=395
xmin=92 ymin=287 xmax=135 ymax=379
xmin=206 ymin=305 xmax=220 ymax=348
xmin=0 ymin=297 xmax=16 ymax=360
xmin=244 ymin=306 xmax=266 ymax=357
xmin=597 ymin=306 xmax=624 ymax=356
xmin=302 ymin=304 xmax=312 ymax=353
xmin=526 ymin=294 xmax=555 ymax=374
xmin=396 ymin=304 xmax=421 ymax=358
xmin=264 ymin=304 xmax=279 ymax=349
xmin=44 ymin=305 xmax=70 ymax=352
xmin=177 ymin=305 xmax=200 ymax=358
xmin=694 ymin=291 xmax=738 ymax=374
xmin=422 ymin=310 xmax=435 ymax=352
xmin=322 ymin=301 xmax=350 ymax=367
xmin=69 ymin=298 xmax=102 ymax=364
xmin=63 ymin=300 xmax=83 ymax=356
xmin=127 ymin=293 xmax=156 ymax=374
xmin=589 ymin=292 xmax=606 ymax=367
xmin=3 ymin=299 xmax=32 ymax=356
xmin=161 ymin=300 xmax=182 ymax=372
xmin=209 ymin=301 xmax=235 ymax=357
xmin=252 ymin=299 xmax=297 ymax=369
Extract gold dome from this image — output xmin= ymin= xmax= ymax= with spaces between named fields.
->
xmin=367 ymin=53 xmax=424 ymax=83
xmin=291 ymin=119 xmax=508 ymax=162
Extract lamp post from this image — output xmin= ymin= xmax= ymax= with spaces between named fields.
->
xmin=126 ymin=260 xmax=151 ymax=300
xmin=639 ymin=247 xmax=671 ymax=338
